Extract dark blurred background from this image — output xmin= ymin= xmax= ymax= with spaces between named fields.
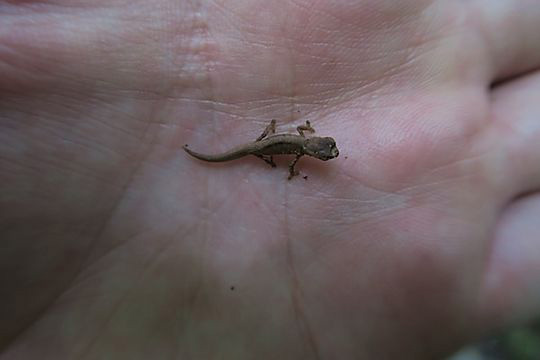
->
xmin=449 ymin=320 xmax=540 ymax=360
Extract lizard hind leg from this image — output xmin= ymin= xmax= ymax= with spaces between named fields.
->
xmin=254 ymin=154 xmax=276 ymax=168
xmin=256 ymin=119 xmax=277 ymax=141
xmin=287 ymin=155 xmax=302 ymax=180
xmin=296 ymin=120 xmax=315 ymax=137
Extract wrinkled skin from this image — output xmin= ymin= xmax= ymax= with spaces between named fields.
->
xmin=1 ymin=1 xmax=540 ymax=359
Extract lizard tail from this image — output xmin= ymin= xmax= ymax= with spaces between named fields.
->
xmin=182 ymin=145 xmax=247 ymax=162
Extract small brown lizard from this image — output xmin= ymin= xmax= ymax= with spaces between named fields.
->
xmin=183 ymin=120 xmax=339 ymax=179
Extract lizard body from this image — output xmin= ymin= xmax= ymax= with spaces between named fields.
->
xmin=183 ymin=120 xmax=339 ymax=179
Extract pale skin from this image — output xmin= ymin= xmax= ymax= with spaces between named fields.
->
xmin=1 ymin=1 xmax=540 ymax=359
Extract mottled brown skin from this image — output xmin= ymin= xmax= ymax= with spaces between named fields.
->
xmin=183 ymin=120 xmax=339 ymax=179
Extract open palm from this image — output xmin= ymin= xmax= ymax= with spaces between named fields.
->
xmin=2 ymin=0 xmax=540 ymax=359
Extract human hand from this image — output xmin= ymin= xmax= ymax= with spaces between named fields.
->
xmin=1 ymin=1 xmax=540 ymax=359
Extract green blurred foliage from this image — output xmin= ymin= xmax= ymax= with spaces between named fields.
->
xmin=502 ymin=326 xmax=540 ymax=360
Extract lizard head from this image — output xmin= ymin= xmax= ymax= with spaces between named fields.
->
xmin=303 ymin=137 xmax=339 ymax=161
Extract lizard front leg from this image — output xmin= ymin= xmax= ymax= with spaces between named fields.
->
xmin=296 ymin=120 xmax=315 ymax=137
xmin=288 ymin=155 xmax=302 ymax=180
xmin=256 ymin=119 xmax=276 ymax=141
